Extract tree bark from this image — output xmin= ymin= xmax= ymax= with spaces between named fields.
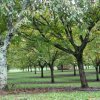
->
xmin=34 ymin=66 xmax=37 ymax=74
xmin=0 ymin=47 xmax=7 ymax=89
xmin=76 ymin=54 xmax=88 ymax=88
xmin=30 ymin=67 xmax=32 ymax=72
xmin=41 ymin=67 xmax=44 ymax=78
xmin=46 ymin=65 xmax=48 ymax=71
xmin=95 ymin=66 xmax=99 ymax=81
xmin=74 ymin=65 xmax=76 ymax=76
xmin=27 ymin=66 xmax=29 ymax=72
xmin=61 ymin=64 xmax=63 ymax=72
xmin=50 ymin=66 xmax=54 ymax=83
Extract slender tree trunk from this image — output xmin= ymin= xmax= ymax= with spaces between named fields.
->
xmin=99 ymin=66 xmax=100 ymax=73
xmin=74 ymin=65 xmax=76 ymax=76
xmin=30 ymin=67 xmax=32 ymax=72
xmin=87 ymin=66 xmax=89 ymax=69
xmin=41 ymin=67 xmax=44 ymax=78
xmin=76 ymin=54 xmax=88 ymax=88
xmin=27 ymin=66 xmax=30 ymax=72
xmin=95 ymin=66 xmax=99 ymax=81
xmin=0 ymin=48 xmax=7 ymax=89
xmin=50 ymin=66 xmax=54 ymax=83
xmin=46 ymin=65 xmax=48 ymax=71
xmin=61 ymin=64 xmax=63 ymax=72
xmin=34 ymin=66 xmax=37 ymax=74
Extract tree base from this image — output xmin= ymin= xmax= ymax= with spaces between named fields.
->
xmin=81 ymin=85 xmax=89 ymax=88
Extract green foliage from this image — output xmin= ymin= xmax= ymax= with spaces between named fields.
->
xmin=0 ymin=14 xmax=7 ymax=33
xmin=29 ymin=0 xmax=100 ymax=53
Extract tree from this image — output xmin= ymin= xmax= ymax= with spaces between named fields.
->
xmin=0 ymin=0 xmax=30 ymax=89
xmin=84 ymin=29 xmax=100 ymax=81
xmin=25 ymin=36 xmax=59 ymax=82
xmin=38 ymin=60 xmax=47 ymax=78
xmin=28 ymin=0 xmax=100 ymax=88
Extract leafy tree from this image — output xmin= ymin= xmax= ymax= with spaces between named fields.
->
xmin=0 ymin=0 xmax=30 ymax=89
xmin=27 ymin=0 xmax=100 ymax=88
xmin=84 ymin=31 xmax=100 ymax=81
xmin=25 ymin=35 xmax=59 ymax=82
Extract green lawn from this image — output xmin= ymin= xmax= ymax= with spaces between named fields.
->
xmin=0 ymin=69 xmax=100 ymax=100
xmin=1 ymin=92 xmax=100 ymax=100
xmin=7 ymin=69 xmax=100 ymax=89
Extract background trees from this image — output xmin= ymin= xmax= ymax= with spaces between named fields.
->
xmin=0 ymin=0 xmax=100 ymax=89
xmin=26 ymin=0 xmax=100 ymax=88
xmin=25 ymin=36 xmax=59 ymax=83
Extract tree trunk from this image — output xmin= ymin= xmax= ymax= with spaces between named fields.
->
xmin=30 ymin=67 xmax=32 ymax=72
xmin=0 ymin=48 xmax=7 ymax=89
xmin=50 ymin=66 xmax=54 ymax=83
xmin=95 ymin=66 xmax=99 ymax=81
xmin=76 ymin=54 xmax=88 ymax=88
xmin=34 ymin=66 xmax=37 ymax=74
xmin=74 ymin=65 xmax=76 ymax=76
xmin=99 ymin=66 xmax=100 ymax=73
xmin=27 ymin=66 xmax=30 ymax=72
xmin=46 ymin=65 xmax=48 ymax=71
xmin=41 ymin=67 xmax=44 ymax=78
xmin=61 ymin=64 xmax=63 ymax=72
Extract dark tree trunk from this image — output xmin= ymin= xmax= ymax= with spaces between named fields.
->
xmin=28 ymin=66 xmax=29 ymax=72
xmin=95 ymin=66 xmax=99 ymax=81
xmin=61 ymin=64 xmax=63 ymax=72
xmin=76 ymin=54 xmax=88 ymax=88
xmin=50 ymin=66 xmax=54 ymax=83
xmin=34 ymin=66 xmax=37 ymax=74
xmin=46 ymin=65 xmax=48 ymax=71
xmin=30 ymin=67 xmax=32 ymax=72
xmin=74 ymin=65 xmax=76 ymax=76
xmin=41 ymin=67 xmax=44 ymax=78
xmin=87 ymin=63 xmax=90 ymax=69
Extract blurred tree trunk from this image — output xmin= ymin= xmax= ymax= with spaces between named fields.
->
xmin=73 ymin=64 xmax=76 ymax=76
xmin=41 ymin=67 xmax=44 ymax=78
xmin=34 ymin=66 xmax=37 ymax=74
xmin=50 ymin=66 xmax=54 ymax=83
xmin=76 ymin=53 xmax=88 ymax=88
xmin=0 ymin=47 xmax=7 ymax=89
xmin=95 ymin=66 xmax=99 ymax=81
xmin=61 ymin=64 xmax=63 ymax=72
xmin=99 ymin=66 xmax=100 ymax=73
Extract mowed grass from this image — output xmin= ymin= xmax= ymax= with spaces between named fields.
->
xmin=7 ymin=69 xmax=100 ymax=89
xmin=0 ymin=69 xmax=100 ymax=100
xmin=1 ymin=92 xmax=100 ymax=100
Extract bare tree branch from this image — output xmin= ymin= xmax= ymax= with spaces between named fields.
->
xmin=54 ymin=43 xmax=74 ymax=55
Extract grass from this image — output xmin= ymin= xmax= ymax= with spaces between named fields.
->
xmin=1 ymin=92 xmax=100 ymax=100
xmin=0 ymin=69 xmax=100 ymax=100
xmin=7 ymin=69 xmax=100 ymax=89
